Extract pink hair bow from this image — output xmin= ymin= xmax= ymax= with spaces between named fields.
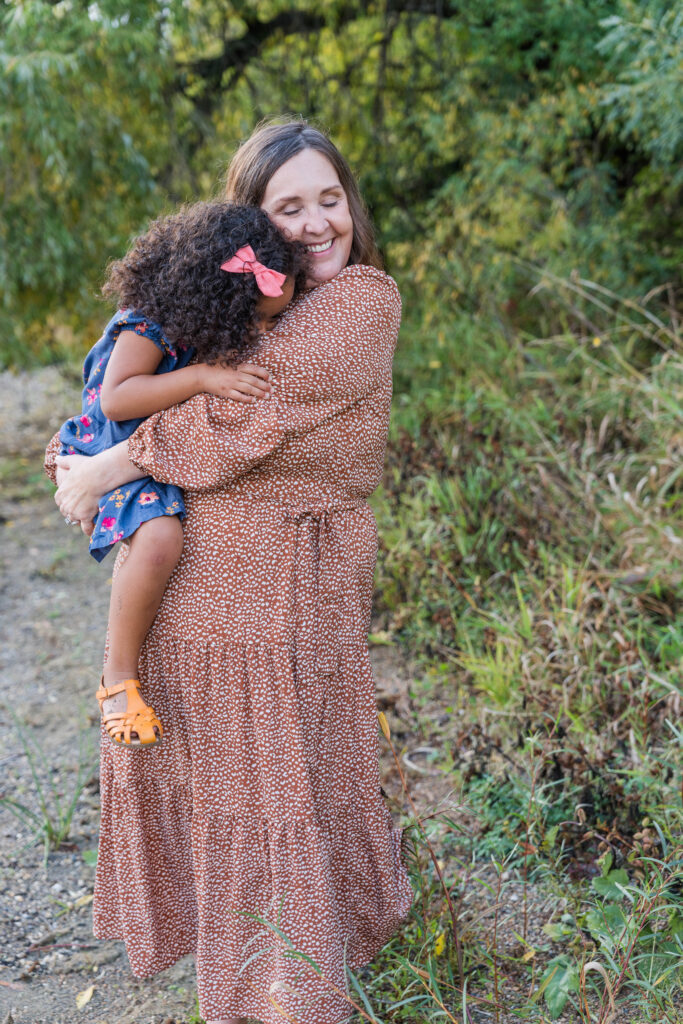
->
xmin=220 ymin=245 xmax=286 ymax=297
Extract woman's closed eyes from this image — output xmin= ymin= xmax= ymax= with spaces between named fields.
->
xmin=282 ymin=200 xmax=340 ymax=217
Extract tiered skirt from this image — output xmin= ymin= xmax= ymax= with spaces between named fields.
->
xmin=93 ymin=497 xmax=413 ymax=1023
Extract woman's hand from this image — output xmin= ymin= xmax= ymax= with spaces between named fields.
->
xmin=54 ymin=441 xmax=147 ymax=534
xmin=54 ymin=454 xmax=100 ymax=535
xmin=197 ymin=362 xmax=272 ymax=403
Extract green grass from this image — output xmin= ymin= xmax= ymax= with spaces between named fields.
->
xmin=0 ymin=454 xmax=55 ymax=504
xmin=356 ymin=273 xmax=683 ymax=1022
xmin=0 ymin=709 xmax=97 ymax=864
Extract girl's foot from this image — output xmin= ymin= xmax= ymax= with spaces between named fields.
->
xmin=96 ymin=677 xmax=163 ymax=746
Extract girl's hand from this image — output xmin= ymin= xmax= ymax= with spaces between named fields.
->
xmin=198 ymin=362 xmax=272 ymax=403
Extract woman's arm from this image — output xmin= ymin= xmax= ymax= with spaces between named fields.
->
xmin=47 ymin=266 xmax=400 ymax=515
xmin=53 ymin=443 xmax=147 ymax=531
xmin=127 ymin=266 xmax=401 ymax=492
xmin=100 ymin=331 xmax=271 ymax=420
xmin=46 ymin=334 xmax=274 ymax=525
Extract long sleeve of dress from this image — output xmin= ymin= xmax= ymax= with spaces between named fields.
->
xmin=126 ymin=265 xmax=401 ymax=493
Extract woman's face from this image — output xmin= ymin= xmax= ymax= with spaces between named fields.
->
xmin=260 ymin=148 xmax=354 ymax=285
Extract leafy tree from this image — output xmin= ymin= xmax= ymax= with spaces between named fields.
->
xmin=0 ymin=0 xmax=175 ymax=358
xmin=0 ymin=0 xmax=679 ymax=364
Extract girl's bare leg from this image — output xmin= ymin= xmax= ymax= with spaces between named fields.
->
xmin=100 ymin=516 xmax=183 ymax=735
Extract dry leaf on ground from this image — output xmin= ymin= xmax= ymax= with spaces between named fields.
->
xmin=75 ymin=984 xmax=95 ymax=1010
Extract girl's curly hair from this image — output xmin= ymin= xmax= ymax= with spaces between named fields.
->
xmin=102 ymin=202 xmax=307 ymax=363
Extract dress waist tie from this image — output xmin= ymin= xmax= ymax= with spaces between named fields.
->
xmin=281 ymin=501 xmax=367 ymax=674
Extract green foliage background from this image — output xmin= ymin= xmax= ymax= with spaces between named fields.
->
xmin=3 ymin=0 xmax=681 ymax=360
xmin=4 ymin=0 xmax=681 ymax=722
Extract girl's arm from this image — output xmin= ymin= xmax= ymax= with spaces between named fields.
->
xmin=48 ymin=333 xmax=273 ymax=526
xmin=100 ymin=332 xmax=272 ymax=420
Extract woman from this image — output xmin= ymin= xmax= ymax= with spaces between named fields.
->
xmin=47 ymin=119 xmax=414 ymax=1024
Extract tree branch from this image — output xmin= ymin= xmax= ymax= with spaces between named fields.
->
xmin=178 ymin=0 xmax=461 ymax=111
xmin=181 ymin=4 xmax=369 ymax=100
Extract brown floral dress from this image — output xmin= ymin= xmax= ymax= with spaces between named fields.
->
xmin=45 ymin=264 xmax=413 ymax=1024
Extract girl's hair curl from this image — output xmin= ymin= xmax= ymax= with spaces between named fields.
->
xmin=102 ymin=202 xmax=306 ymax=363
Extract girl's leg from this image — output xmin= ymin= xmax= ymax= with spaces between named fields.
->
xmin=99 ymin=515 xmax=183 ymax=734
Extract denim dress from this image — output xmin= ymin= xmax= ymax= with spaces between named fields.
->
xmin=59 ymin=310 xmax=194 ymax=561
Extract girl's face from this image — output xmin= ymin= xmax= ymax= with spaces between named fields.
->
xmin=256 ymin=274 xmax=296 ymax=332
xmin=260 ymin=148 xmax=354 ymax=286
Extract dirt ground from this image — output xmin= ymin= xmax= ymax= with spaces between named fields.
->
xmin=0 ymin=367 xmax=457 ymax=1024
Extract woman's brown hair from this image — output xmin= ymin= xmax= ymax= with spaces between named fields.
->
xmin=224 ymin=118 xmax=383 ymax=270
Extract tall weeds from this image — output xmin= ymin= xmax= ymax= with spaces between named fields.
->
xmin=362 ymin=271 xmax=682 ymax=1020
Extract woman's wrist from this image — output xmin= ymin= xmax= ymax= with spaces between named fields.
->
xmin=95 ymin=442 xmax=145 ymax=491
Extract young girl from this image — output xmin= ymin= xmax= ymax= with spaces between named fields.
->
xmin=57 ymin=201 xmax=305 ymax=749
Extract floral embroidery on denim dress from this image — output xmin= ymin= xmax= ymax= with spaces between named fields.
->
xmin=59 ymin=310 xmax=194 ymax=562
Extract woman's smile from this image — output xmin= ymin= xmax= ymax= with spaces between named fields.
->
xmin=305 ymin=239 xmax=335 ymax=254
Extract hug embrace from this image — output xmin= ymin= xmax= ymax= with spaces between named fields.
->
xmin=46 ymin=118 xmax=414 ymax=1024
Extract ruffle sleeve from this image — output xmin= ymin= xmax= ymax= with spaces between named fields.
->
xmin=112 ymin=311 xmax=176 ymax=358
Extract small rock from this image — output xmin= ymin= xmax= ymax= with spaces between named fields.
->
xmin=56 ymin=945 xmax=121 ymax=974
xmin=29 ymin=927 xmax=67 ymax=948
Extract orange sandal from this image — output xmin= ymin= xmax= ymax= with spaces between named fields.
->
xmin=95 ymin=677 xmax=163 ymax=747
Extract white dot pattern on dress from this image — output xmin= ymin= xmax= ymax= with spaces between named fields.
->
xmin=45 ymin=265 xmax=414 ymax=1024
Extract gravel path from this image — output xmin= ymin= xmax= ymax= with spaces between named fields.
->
xmin=0 ymin=368 xmax=199 ymax=1023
